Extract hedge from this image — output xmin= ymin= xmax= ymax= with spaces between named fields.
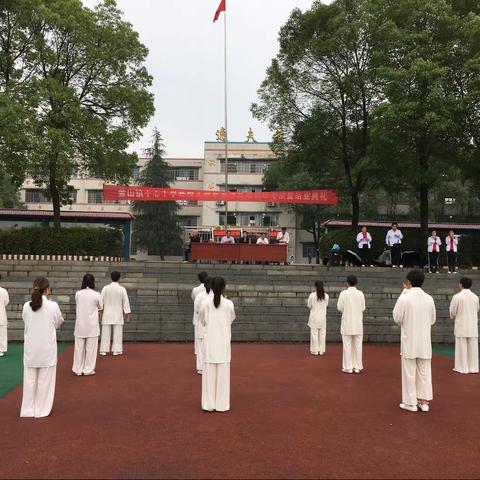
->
xmin=0 ymin=227 xmax=123 ymax=257
xmin=318 ymin=227 xmax=480 ymax=267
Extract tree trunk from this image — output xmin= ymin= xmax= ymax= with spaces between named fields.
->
xmin=351 ymin=191 xmax=360 ymax=229
xmin=312 ymin=226 xmax=319 ymax=264
xmin=49 ymin=175 xmax=61 ymax=229
xmin=419 ymin=182 xmax=429 ymax=233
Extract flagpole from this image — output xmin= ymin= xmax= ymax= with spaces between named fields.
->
xmin=223 ymin=3 xmax=229 ymax=228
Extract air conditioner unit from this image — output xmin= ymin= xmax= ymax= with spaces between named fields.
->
xmin=266 ymin=202 xmax=277 ymax=207
xmin=216 ymin=201 xmax=226 ymax=206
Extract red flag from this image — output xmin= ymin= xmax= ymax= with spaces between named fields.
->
xmin=213 ymin=0 xmax=226 ymax=22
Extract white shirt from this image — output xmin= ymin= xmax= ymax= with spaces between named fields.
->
xmin=194 ymin=290 xmax=213 ymax=339
xmin=277 ymin=231 xmax=290 ymax=244
xmin=337 ymin=287 xmax=365 ymax=335
xmin=385 ymin=229 xmax=403 ymax=246
xmin=74 ymin=288 xmax=101 ymax=338
xmin=221 ymin=235 xmax=235 ymax=244
xmin=356 ymin=232 xmax=372 ymax=249
xmin=449 ymin=289 xmax=479 ymax=338
xmin=307 ymin=292 xmax=329 ymax=329
xmin=257 ymin=237 xmax=269 ymax=245
xmin=0 ymin=286 xmax=9 ymax=326
xmin=445 ymin=235 xmax=459 ymax=252
xmin=427 ymin=236 xmax=442 ymax=253
xmin=202 ymin=296 xmax=236 ymax=363
xmin=393 ymin=287 xmax=436 ymax=359
xmin=23 ymin=298 xmax=64 ymax=367
xmin=100 ymin=282 xmax=131 ymax=325
xmin=191 ymin=284 xmax=206 ymax=302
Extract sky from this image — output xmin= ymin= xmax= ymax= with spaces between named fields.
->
xmin=81 ymin=0 xmax=316 ymax=158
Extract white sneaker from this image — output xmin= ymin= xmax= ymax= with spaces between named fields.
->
xmin=319 ymin=352 xmax=325 ymax=356
xmin=310 ymin=352 xmax=319 ymax=355
xmin=342 ymin=369 xmax=353 ymax=374
xmin=453 ymin=271 xmax=458 ymax=274
xmin=399 ymin=265 xmax=404 ymax=268
xmin=448 ymin=271 xmax=451 ymax=274
xmin=113 ymin=352 xmax=123 ymax=356
xmin=428 ymin=271 xmax=432 ymax=274
xmin=399 ymin=403 xmax=418 ymax=412
xmin=197 ymin=370 xmax=203 ymax=375
xmin=99 ymin=352 xmax=107 ymax=356
xmin=83 ymin=371 xmax=96 ymax=376
xmin=353 ymin=368 xmax=361 ymax=374
xmin=392 ymin=265 xmax=397 ymax=268
xmin=0 ymin=352 xmax=4 ymax=357
xmin=418 ymin=403 xmax=429 ymax=412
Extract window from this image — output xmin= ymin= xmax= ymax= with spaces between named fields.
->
xmin=88 ymin=190 xmax=104 ymax=204
xmin=303 ymin=243 xmax=317 ymax=258
xmin=177 ymin=200 xmax=199 ymax=207
xmin=218 ymin=212 xmax=279 ymax=227
xmin=177 ymin=216 xmax=199 ymax=227
xmin=132 ymin=166 xmax=140 ymax=181
xmin=25 ymin=189 xmax=77 ymax=204
xmin=220 ymin=159 xmax=272 ymax=175
xmin=168 ymin=168 xmax=200 ymax=181
xmin=221 ymin=185 xmax=264 ymax=193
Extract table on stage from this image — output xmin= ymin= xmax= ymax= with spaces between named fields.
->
xmin=191 ymin=243 xmax=288 ymax=263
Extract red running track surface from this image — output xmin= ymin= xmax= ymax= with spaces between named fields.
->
xmin=1 ymin=343 xmax=479 ymax=479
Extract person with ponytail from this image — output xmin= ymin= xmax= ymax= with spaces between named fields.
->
xmin=193 ymin=277 xmax=213 ymax=374
xmin=200 ymin=276 xmax=235 ymax=412
xmin=0 ymin=274 xmax=10 ymax=357
xmin=72 ymin=274 xmax=101 ymax=376
xmin=20 ymin=277 xmax=64 ymax=418
xmin=307 ymin=281 xmax=329 ymax=355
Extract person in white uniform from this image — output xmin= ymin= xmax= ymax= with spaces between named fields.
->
xmin=307 ymin=281 xmax=329 ymax=355
xmin=337 ymin=275 xmax=365 ymax=373
xmin=427 ymin=230 xmax=442 ymax=273
xmin=277 ymin=227 xmax=290 ymax=245
xmin=445 ymin=230 xmax=459 ymax=274
xmin=256 ymin=233 xmax=269 ymax=245
xmin=194 ymin=277 xmax=213 ymax=374
xmin=393 ymin=269 xmax=436 ymax=412
xmin=356 ymin=226 xmax=373 ymax=267
xmin=0 ymin=274 xmax=9 ymax=357
xmin=73 ymin=274 xmax=101 ymax=376
xmin=449 ymin=277 xmax=479 ymax=374
xmin=20 ymin=277 xmax=64 ymax=418
xmin=99 ymin=271 xmax=131 ymax=356
xmin=201 ymin=277 xmax=235 ymax=412
xmin=385 ymin=222 xmax=403 ymax=267
xmin=192 ymin=271 xmax=208 ymax=365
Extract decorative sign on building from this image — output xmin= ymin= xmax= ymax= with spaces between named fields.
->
xmin=103 ymin=184 xmax=338 ymax=205
xmin=216 ymin=127 xmax=227 ymax=142
xmin=246 ymin=127 xmax=256 ymax=143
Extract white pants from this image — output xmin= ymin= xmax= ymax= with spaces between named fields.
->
xmin=72 ymin=337 xmax=98 ymax=375
xmin=20 ymin=366 xmax=56 ymax=418
xmin=310 ymin=327 xmax=326 ymax=354
xmin=195 ymin=338 xmax=204 ymax=372
xmin=100 ymin=324 xmax=123 ymax=354
xmin=401 ymin=357 xmax=432 ymax=406
xmin=0 ymin=324 xmax=7 ymax=353
xmin=342 ymin=335 xmax=363 ymax=370
xmin=202 ymin=362 xmax=230 ymax=412
xmin=455 ymin=337 xmax=479 ymax=374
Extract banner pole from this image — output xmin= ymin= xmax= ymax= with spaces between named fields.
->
xmin=224 ymin=3 xmax=229 ymax=228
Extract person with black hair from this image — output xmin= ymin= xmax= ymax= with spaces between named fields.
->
xmin=0 ymin=274 xmax=9 ymax=357
xmin=20 ymin=277 xmax=64 ymax=418
xmin=191 ymin=271 xmax=208 ymax=364
xmin=386 ymin=223 xmax=403 ymax=267
xmin=99 ymin=271 xmax=131 ymax=356
xmin=307 ymin=281 xmax=329 ymax=355
xmin=393 ymin=269 xmax=436 ymax=412
xmin=191 ymin=271 xmax=208 ymax=301
xmin=337 ymin=275 xmax=365 ymax=373
xmin=193 ymin=277 xmax=213 ymax=374
xmin=449 ymin=277 xmax=479 ymax=374
xmin=200 ymin=276 xmax=235 ymax=412
xmin=356 ymin=226 xmax=373 ymax=267
xmin=427 ymin=230 xmax=442 ymax=274
xmin=72 ymin=274 xmax=101 ymax=376
xmin=445 ymin=230 xmax=459 ymax=274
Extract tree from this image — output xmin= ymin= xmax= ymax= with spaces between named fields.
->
xmin=0 ymin=174 xmax=25 ymax=208
xmin=132 ymin=129 xmax=182 ymax=260
xmin=0 ymin=0 xmax=154 ymax=227
xmin=252 ymin=0 xmax=379 ymax=227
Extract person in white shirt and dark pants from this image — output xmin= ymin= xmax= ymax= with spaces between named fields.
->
xmin=427 ymin=230 xmax=442 ymax=273
xmin=446 ymin=230 xmax=458 ymax=274
xmin=385 ymin=223 xmax=403 ymax=267
xmin=356 ymin=226 xmax=372 ymax=266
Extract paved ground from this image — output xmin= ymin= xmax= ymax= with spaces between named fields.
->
xmin=1 ymin=343 xmax=479 ymax=479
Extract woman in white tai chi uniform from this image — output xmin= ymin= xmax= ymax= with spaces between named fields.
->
xmin=201 ymin=277 xmax=235 ymax=412
xmin=20 ymin=277 xmax=64 ymax=418
xmin=192 ymin=271 xmax=208 ymax=367
xmin=0 ymin=274 xmax=10 ymax=357
xmin=73 ymin=274 xmax=101 ymax=376
xmin=193 ymin=277 xmax=213 ymax=374
xmin=307 ymin=281 xmax=329 ymax=355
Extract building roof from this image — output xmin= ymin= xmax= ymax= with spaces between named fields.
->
xmin=0 ymin=209 xmax=133 ymax=220
xmin=323 ymin=220 xmax=480 ymax=231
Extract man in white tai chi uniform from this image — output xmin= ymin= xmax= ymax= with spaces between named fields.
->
xmin=449 ymin=277 xmax=479 ymax=374
xmin=337 ymin=275 xmax=365 ymax=374
xmin=191 ymin=271 xmax=208 ymax=366
xmin=99 ymin=271 xmax=131 ymax=356
xmin=393 ymin=269 xmax=436 ymax=412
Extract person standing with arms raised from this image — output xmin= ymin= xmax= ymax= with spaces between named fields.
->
xmin=393 ymin=269 xmax=436 ymax=412
xmin=449 ymin=277 xmax=479 ymax=374
xmin=337 ymin=275 xmax=365 ymax=374
xmin=201 ymin=277 xmax=235 ymax=412
xmin=386 ymin=223 xmax=403 ymax=267
xmin=20 ymin=277 xmax=64 ymax=418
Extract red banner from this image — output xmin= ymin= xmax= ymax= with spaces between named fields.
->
xmin=103 ymin=185 xmax=338 ymax=205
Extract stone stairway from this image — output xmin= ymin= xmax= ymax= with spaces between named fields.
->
xmin=1 ymin=260 xmax=472 ymax=344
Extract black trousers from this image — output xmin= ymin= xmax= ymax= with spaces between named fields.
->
xmin=447 ymin=251 xmax=457 ymax=272
xmin=359 ymin=245 xmax=370 ymax=266
xmin=429 ymin=252 xmax=439 ymax=272
xmin=391 ymin=244 xmax=402 ymax=266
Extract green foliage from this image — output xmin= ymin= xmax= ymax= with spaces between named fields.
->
xmin=132 ymin=129 xmax=182 ymax=258
xmin=0 ymin=226 xmax=122 ymax=256
xmin=0 ymin=0 xmax=154 ymax=226
xmin=0 ymin=175 xmax=25 ymax=208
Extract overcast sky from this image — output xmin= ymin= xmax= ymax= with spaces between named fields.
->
xmin=81 ymin=0 xmax=316 ymax=158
